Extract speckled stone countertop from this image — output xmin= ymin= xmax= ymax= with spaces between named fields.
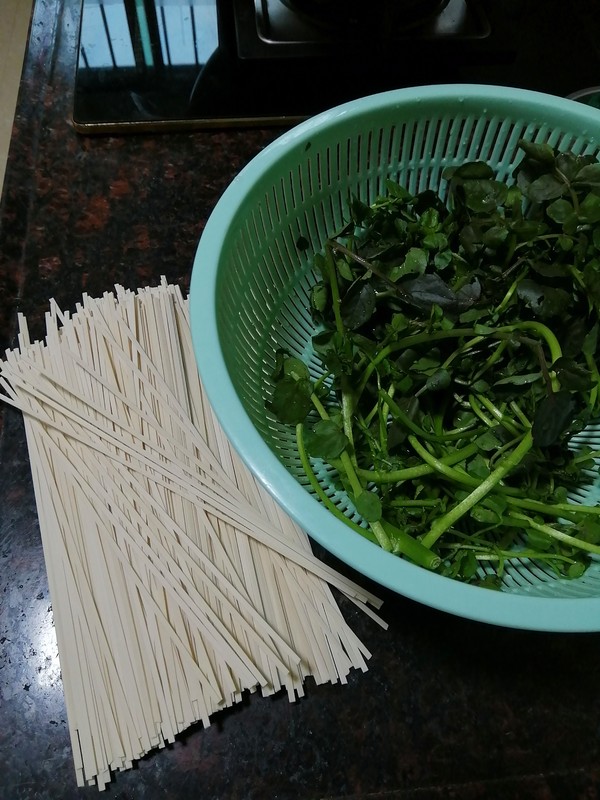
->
xmin=2 ymin=1 xmax=600 ymax=798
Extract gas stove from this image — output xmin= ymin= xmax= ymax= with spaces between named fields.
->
xmin=72 ymin=0 xmax=600 ymax=133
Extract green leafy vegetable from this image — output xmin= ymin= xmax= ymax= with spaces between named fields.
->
xmin=304 ymin=420 xmax=349 ymax=460
xmin=268 ymin=140 xmax=600 ymax=585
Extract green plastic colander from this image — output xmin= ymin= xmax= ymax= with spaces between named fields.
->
xmin=190 ymin=84 xmax=600 ymax=632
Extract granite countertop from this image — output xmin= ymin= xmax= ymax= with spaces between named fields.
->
xmin=2 ymin=1 xmax=600 ymax=798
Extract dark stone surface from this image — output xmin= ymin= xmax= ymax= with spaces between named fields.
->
xmin=2 ymin=1 xmax=600 ymax=798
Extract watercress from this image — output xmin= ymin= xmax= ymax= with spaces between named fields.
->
xmin=269 ymin=140 xmax=600 ymax=586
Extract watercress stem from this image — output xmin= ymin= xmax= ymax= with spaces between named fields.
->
xmin=324 ymin=243 xmax=345 ymax=338
xmin=309 ymin=391 xmax=391 ymax=551
xmin=380 ymin=520 xmax=441 ymax=570
xmin=506 ymin=495 xmax=600 ymax=520
xmin=421 ymin=431 xmax=534 ymax=548
xmin=408 ymin=435 xmax=475 ymax=487
xmin=356 ymin=440 xmax=480 ymax=484
xmin=474 ymin=394 xmax=522 ymax=437
xmin=381 ymin=388 xmax=473 ymax=443
xmin=472 ymin=338 xmax=509 ymax=381
xmin=295 ymin=423 xmax=379 ymax=546
xmin=585 ymin=350 xmax=600 ymax=411
xmin=359 ymin=322 xmax=563 ymax=399
xmin=509 ymin=511 xmax=600 ymax=556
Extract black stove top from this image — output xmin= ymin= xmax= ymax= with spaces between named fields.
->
xmin=72 ymin=0 xmax=600 ymax=134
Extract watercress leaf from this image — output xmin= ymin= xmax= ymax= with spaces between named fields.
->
xmin=269 ymin=377 xmax=313 ymax=425
xmin=556 ymin=152 xmax=583 ymax=182
xmin=582 ymin=323 xmax=599 ymax=357
xmin=482 ymin=494 xmax=508 ymax=516
xmin=403 ymin=247 xmax=428 ymax=275
xmin=494 ymin=372 xmax=542 ymax=386
xmin=475 ymin=430 xmax=503 ymax=451
xmin=458 ymin=550 xmax=480 ymax=580
xmin=313 ymin=251 xmax=326 ymax=278
xmin=393 ymin=218 xmax=409 ymax=241
xmin=454 ymin=410 xmax=478 ymax=428
xmin=429 ymin=303 xmax=454 ymax=331
xmin=576 ymin=518 xmax=600 ymax=545
xmin=423 ymin=368 xmax=451 ymax=393
xmin=310 ymin=282 xmax=329 ymax=314
xmin=481 ymin=225 xmax=509 ymax=248
xmin=423 ymin=232 xmax=448 ymax=251
xmin=399 ymin=273 xmax=457 ymax=311
xmin=578 ymin=192 xmax=600 ymax=224
xmin=470 ymin=505 xmax=502 ymax=525
xmin=395 ymin=347 xmax=419 ymax=371
xmin=473 ymin=575 xmax=502 ymax=590
xmin=271 ymin=348 xmax=288 ymax=381
xmin=396 ymin=395 xmax=420 ymax=420
xmin=467 ymin=453 xmax=491 ymax=480
xmin=414 ymin=189 xmax=447 ymax=215
xmin=312 ymin=330 xmax=353 ymax=374
xmin=395 ymin=374 xmax=414 ymax=393
xmin=352 ymin=333 xmax=378 ymax=358
xmin=512 ymin=219 xmax=550 ymax=242
xmin=515 ymin=278 xmax=547 ymax=315
xmin=456 ymin=277 xmax=482 ymax=309
xmin=526 ymin=528 xmax=553 ymax=551
xmin=535 ymin=286 xmax=572 ymax=319
xmin=567 ymin=561 xmax=588 ymax=579
xmin=454 ymin=489 xmax=471 ymax=504
xmin=389 ymin=312 xmax=410 ymax=333
xmin=516 ymin=168 xmax=534 ymax=196
xmin=530 ymin=259 xmax=571 ymax=278
xmin=336 ymin=257 xmax=355 ymax=281
xmin=518 ymin=139 xmax=556 ymax=164
xmin=283 ymin=356 xmax=310 ymax=382
xmin=354 ymin=491 xmax=382 ymax=523
xmin=304 ymin=420 xmax=349 ymax=460
xmin=583 ymin=258 xmax=600 ymax=310
xmin=463 ymin=179 xmax=508 ymax=213
xmin=552 ymin=356 xmax=592 ymax=391
xmin=532 ymin=389 xmax=577 ymax=447
xmin=312 ymin=329 xmax=336 ymax=355
xmin=420 ymin=207 xmax=441 ymax=232
xmin=350 ymin=196 xmax=370 ymax=225
xmin=459 ymin=307 xmax=488 ymax=323
xmin=385 ymin=179 xmax=412 ymax=200
xmin=546 ymin=197 xmax=575 ymax=225
xmin=387 ymin=420 xmax=408 ymax=450
xmin=446 ymin=161 xmax=496 ymax=181
xmin=340 ymin=280 xmax=377 ymax=330
xmin=553 ymin=485 xmax=569 ymax=504
xmin=526 ymin=174 xmax=566 ymax=202
xmin=410 ymin=348 xmax=442 ymax=372
xmin=473 ymin=323 xmax=495 ymax=335
xmin=558 ymin=235 xmax=574 ymax=251
xmin=434 ymin=249 xmax=453 ymax=269
xmin=459 ymin=223 xmax=485 ymax=255
xmin=574 ymin=162 xmax=600 ymax=188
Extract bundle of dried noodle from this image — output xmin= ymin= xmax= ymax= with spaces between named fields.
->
xmin=0 ymin=280 xmax=385 ymax=791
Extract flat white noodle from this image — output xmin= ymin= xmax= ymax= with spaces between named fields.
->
xmin=0 ymin=281 xmax=386 ymax=791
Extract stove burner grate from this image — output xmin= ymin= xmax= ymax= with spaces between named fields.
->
xmin=233 ymin=0 xmax=491 ymax=59
xmin=277 ymin=0 xmax=451 ymax=32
